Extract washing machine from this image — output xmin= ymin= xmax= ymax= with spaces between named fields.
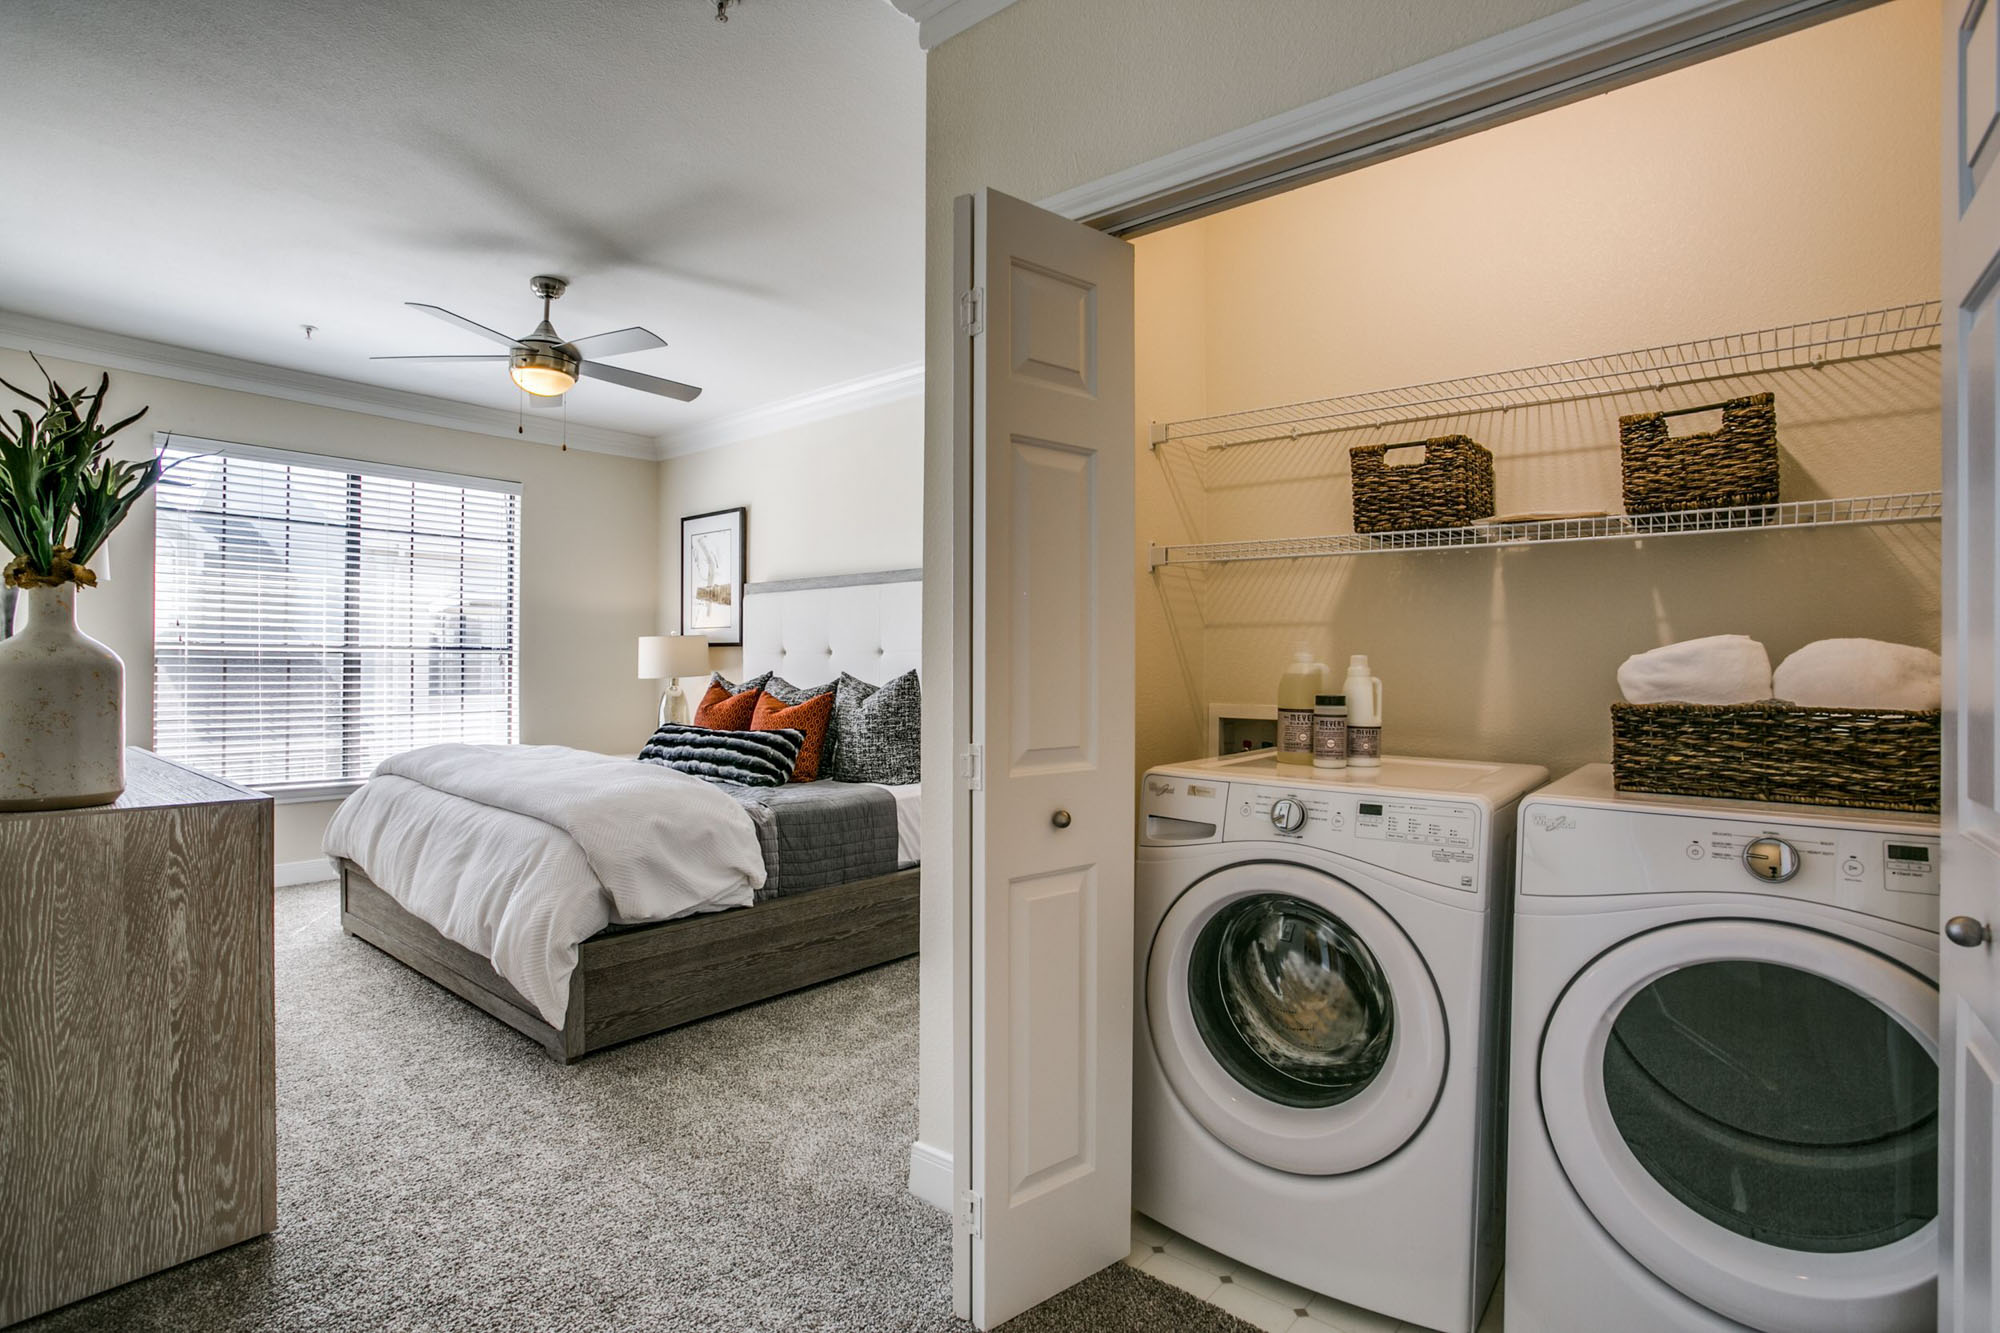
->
xmin=1136 ymin=751 xmax=1548 ymax=1333
xmin=1507 ymin=765 xmax=1941 ymax=1333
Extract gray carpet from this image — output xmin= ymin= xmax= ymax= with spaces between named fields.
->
xmin=24 ymin=882 xmax=1254 ymax=1333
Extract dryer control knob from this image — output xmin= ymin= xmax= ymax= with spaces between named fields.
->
xmin=1743 ymin=837 xmax=1801 ymax=883
xmin=1269 ymin=798 xmax=1307 ymax=833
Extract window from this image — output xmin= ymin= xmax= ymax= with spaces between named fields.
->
xmin=153 ymin=439 xmax=520 ymax=795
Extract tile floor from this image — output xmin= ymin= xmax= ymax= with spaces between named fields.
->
xmin=1125 ymin=1213 xmax=1504 ymax=1333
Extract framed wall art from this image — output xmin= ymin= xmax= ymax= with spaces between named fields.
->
xmin=681 ymin=506 xmax=747 ymax=647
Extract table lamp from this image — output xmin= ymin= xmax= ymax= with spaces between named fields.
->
xmin=638 ymin=634 xmax=711 ymax=725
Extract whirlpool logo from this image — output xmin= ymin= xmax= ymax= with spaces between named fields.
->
xmin=1146 ymin=779 xmax=1176 ymax=797
xmin=1531 ymin=813 xmax=1577 ymax=832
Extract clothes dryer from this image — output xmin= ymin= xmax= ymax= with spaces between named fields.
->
xmin=1507 ymin=765 xmax=1941 ymax=1333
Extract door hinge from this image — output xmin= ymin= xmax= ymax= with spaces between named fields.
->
xmin=959 ymin=1189 xmax=984 ymax=1238
xmin=957 ymin=286 xmax=986 ymax=337
xmin=960 ymin=744 xmax=985 ymax=791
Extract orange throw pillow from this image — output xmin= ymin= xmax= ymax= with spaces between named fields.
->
xmin=694 ymin=681 xmax=762 ymax=731
xmin=752 ymin=690 xmax=835 ymax=782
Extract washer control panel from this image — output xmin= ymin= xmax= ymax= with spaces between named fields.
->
xmin=1521 ymin=798 xmax=1940 ymax=930
xmin=1224 ymin=785 xmax=1488 ymax=892
xmin=1355 ymin=798 xmax=1476 ymax=850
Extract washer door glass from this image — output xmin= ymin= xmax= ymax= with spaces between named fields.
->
xmin=1187 ymin=894 xmax=1394 ymax=1108
xmin=1603 ymin=959 xmax=1937 ymax=1254
xmin=1146 ymin=861 xmax=1448 ymax=1176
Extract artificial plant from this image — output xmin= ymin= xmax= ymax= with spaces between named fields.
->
xmin=0 ymin=355 xmax=157 ymax=638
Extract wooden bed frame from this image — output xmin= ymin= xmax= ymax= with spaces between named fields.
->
xmin=338 ymin=859 xmax=920 ymax=1063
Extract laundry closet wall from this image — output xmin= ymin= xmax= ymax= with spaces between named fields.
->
xmin=1134 ymin=0 xmax=1942 ymax=785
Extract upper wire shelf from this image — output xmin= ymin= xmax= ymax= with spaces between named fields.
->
xmin=1147 ymin=492 xmax=1942 ymax=569
xmin=1153 ymin=302 xmax=1942 ymax=451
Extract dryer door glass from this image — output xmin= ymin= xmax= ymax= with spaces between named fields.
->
xmin=1603 ymin=960 xmax=1937 ymax=1254
xmin=1187 ymin=894 xmax=1394 ymax=1108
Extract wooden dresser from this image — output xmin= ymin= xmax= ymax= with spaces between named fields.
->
xmin=0 ymin=749 xmax=275 ymax=1327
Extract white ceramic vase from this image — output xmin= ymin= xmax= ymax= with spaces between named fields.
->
xmin=0 ymin=582 xmax=124 ymax=811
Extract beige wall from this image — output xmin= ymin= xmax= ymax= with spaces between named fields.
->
xmin=0 ymin=349 xmax=662 ymax=865
xmin=917 ymin=0 xmax=1939 ymax=1160
xmin=654 ymin=393 xmax=925 ymax=695
xmin=1137 ymin=0 xmax=1941 ymax=783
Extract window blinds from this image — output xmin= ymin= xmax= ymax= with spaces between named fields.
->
xmin=153 ymin=440 xmax=521 ymax=793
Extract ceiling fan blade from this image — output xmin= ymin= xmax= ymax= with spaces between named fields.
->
xmin=407 ymin=302 xmax=518 ymax=347
xmin=370 ymin=354 xmax=511 ymax=363
xmin=579 ymin=360 xmax=703 ymax=402
xmin=566 ymin=326 xmax=667 ymax=359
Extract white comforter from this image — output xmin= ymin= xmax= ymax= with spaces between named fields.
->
xmin=323 ymin=744 xmax=766 ymax=1028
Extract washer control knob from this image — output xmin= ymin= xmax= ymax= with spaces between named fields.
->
xmin=1743 ymin=837 xmax=1801 ymax=883
xmin=1269 ymin=798 xmax=1307 ymax=833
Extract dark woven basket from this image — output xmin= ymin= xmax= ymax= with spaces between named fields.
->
xmin=1619 ymin=394 xmax=1778 ymax=516
xmin=1610 ymin=701 xmax=1940 ymax=813
xmin=1350 ymin=436 xmax=1495 ymax=533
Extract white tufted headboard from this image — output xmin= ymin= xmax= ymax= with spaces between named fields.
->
xmin=740 ymin=569 xmax=922 ymax=688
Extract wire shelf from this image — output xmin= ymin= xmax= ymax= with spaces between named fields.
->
xmin=1154 ymin=302 xmax=1941 ymax=450
xmin=1147 ymin=492 xmax=1942 ymax=569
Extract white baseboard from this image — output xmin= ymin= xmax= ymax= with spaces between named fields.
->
xmin=275 ymin=856 xmax=335 ymax=887
xmin=908 ymin=1139 xmax=953 ymax=1212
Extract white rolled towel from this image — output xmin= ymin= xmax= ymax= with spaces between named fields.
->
xmin=1617 ymin=635 xmax=1773 ymax=705
xmin=1774 ymin=639 xmax=1940 ymax=711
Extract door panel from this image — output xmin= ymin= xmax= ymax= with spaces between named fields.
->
xmin=1947 ymin=0 xmax=2000 ymax=1322
xmin=957 ymin=188 xmax=1135 ymax=1330
xmin=1953 ymin=1007 xmax=2000 ymax=1330
xmin=1009 ymin=262 xmax=1098 ymax=394
xmin=1009 ymin=438 xmax=1097 ymax=770
xmin=1008 ymin=866 xmax=1096 ymax=1197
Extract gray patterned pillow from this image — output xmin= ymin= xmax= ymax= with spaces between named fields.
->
xmin=830 ymin=670 xmax=920 ymax=785
xmin=763 ymin=675 xmax=835 ymax=705
xmin=710 ymin=670 xmax=773 ymax=696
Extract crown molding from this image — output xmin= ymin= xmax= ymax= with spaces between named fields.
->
xmin=655 ymin=360 xmax=924 ymax=459
xmin=883 ymin=0 xmax=1021 ymax=49
xmin=0 ymin=308 xmax=661 ymax=460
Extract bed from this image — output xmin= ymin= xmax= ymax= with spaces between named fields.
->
xmin=332 ymin=568 xmax=923 ymax=1063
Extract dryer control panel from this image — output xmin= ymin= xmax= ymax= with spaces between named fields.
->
xmin=1519 ymin=798 xmax=1941 ymax=931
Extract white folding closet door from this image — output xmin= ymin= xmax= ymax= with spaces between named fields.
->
xmin=953 ymin=188 xmax=1135 ymax=1330
xmin=1943 ymin=3 xmax=2000 ymax=1326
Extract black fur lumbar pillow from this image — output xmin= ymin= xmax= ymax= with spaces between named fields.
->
xmin=639 ymin=722 xmax=804 ymax=787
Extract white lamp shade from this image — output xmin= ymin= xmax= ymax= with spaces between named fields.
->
xmin=638 ymin=634 xmax=711 ymax=680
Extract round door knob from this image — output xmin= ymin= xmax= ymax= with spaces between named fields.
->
xmin=1742 ymin=837 xmax=1801 ymax=883
xmin=1269 ymin=798 xmax=1306 ymax=833
xmin=1051 ymin=809 xmax=1072 ymax=829
xmin=1946 ymin=916 xmax=1989 ymax=948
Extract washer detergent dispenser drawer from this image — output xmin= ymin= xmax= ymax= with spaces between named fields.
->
xmin=1141 ymin=773 xmax=1229 ymax=845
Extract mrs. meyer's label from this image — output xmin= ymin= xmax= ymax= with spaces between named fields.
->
xmin=1349 ymin=726 xmax=1382 ymax=760
xmin=1278 ymin=707 xmax=1314 ymax=756
xmin=1313 ymin=715 xmax=1347 ymax=763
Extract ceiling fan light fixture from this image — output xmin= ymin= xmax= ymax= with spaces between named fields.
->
xmin=510 ymin=346 xmax=578 ymax=397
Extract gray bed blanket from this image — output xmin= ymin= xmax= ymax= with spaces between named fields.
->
xmin=725 ymin=780 xmax=902 ymax=900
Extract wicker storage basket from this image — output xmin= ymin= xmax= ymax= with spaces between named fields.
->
xmin=1619 ymin=393 xmax=1778 ymax=515
xmin=1350 ymin=436 xmax=1495 ymax=533
xmin=1609 ymin=701 xmax=1940 ymax=813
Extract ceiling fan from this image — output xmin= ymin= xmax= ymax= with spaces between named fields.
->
xmin=373 ymin=275 xmax=701 ymax=404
